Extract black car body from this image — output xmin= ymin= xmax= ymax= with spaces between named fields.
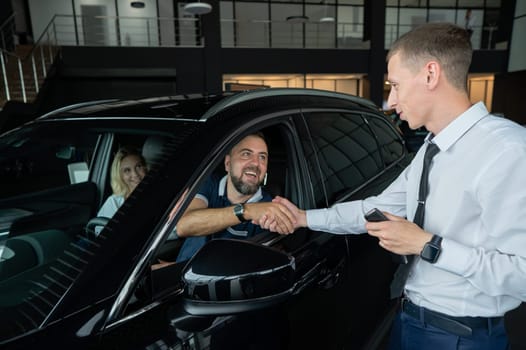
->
xmin=0 ymin=88 xmax=412 ymax=349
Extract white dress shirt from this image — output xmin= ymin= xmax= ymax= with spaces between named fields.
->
xmin=307 ymin=102 xmax=526 ymax=317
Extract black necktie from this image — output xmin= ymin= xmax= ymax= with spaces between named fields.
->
xmin=390 ymin=142 xmax=440 ymax=299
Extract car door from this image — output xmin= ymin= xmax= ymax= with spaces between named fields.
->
xmin=162 ymin=108 xmax=408 ymax=349
xmin=83 ymin=106 xmax=406 ymax=350
xmin=133 ymin=116 xmax=373 ymax=349
xmin=92 ymin=116 xmax=344 ymax=350
xmin=295 ymin=108 xmax=409 ymax=349
xmin=141 ymin=120 xmax=312 ymax=350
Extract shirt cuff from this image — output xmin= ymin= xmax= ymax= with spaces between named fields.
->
xmin=434 ymin=238 xmax=471 ymax=276
xmin=306 ymin=208 xmax=329 ymax=230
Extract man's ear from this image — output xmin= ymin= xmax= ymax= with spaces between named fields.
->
xmin=224 ymin=155 xmax=230 ymax=172
xmin=425 ymin=61 xmax=440 ymax=88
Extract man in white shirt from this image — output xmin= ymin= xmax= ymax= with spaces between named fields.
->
xmin=259 ymin=22 xmax=526 ymax=350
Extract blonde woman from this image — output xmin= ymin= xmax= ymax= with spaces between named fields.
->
xmin=97 ymin=147 xmax=147 ymax=222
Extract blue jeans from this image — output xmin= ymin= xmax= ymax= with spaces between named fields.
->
xmin=388 ymin=310 xmax=509 ymax=350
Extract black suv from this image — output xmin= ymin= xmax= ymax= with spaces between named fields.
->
xmin=0 ymin=88 xmax=412 ymax=350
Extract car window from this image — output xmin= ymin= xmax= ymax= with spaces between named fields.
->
xmin=141 ymin=124 xmax=299 ymax=305
xmin=364 ymin=113 xmax=405 ymax=166
xmin=294 ymin=113 xmax=328 ymax=207
xmin=95 ymin=133 xmax=169 ymax=209
xmin=0 ymin=123 xmax=103 ymax=341
xmin=0 ymin=125 xmax=99 ymax=198
xmin=302 ymin=111 xmax=384 ymax=204
xmin=0 ymin=121 xmax=187 ymax=342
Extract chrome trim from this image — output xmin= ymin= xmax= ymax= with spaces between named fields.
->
xmin=104 ymin=189 xmax=191 ymax=327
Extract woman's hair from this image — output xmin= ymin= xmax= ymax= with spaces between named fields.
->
xmin=386 ymin=22 xmax=472 ymax=92
xmin=110 ymin=146 xmax=147 ymax=196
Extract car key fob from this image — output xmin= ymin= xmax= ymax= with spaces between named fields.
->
xmin=364 ymin=208 xmax=409 ymax=264
xmin=364 ymin=208 xmax=388 ymax=222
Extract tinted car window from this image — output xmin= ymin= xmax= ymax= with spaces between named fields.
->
xmin=0 ymin=122 xmax=181 ymax=341
xmin=303 ymin=111 xmax=384 ymax=203
xmin=365 ymin=113 xmax=405 ymax=166
xmin=294 ymin=114 xmax=327 ymax=207
xmin=0 ymin=125 xmax=99 ymax=198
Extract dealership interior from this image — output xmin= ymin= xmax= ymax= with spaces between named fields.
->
xmin=0 ymin=0 xmax=525 ymax=348
xmin=0 ymin=0 xmax=525 ymax=123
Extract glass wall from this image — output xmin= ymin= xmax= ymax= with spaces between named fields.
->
xmin=27 ymin=0 xmax=191 ymax=47
xmin=385 ymin=1 xmax=503 ymax=50
xmin=220 ymin=1 xmax=270 ymax=47
xmin=223 ymin=73 xmax=366 ymax=96
xmin=220 ymin=0 xmax=367 ymax=49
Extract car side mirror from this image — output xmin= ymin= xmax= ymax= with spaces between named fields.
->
xmin=182 ymin=239 xmax=295 ymax=316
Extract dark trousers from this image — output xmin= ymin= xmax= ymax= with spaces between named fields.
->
xmin=388 ymin=307 xmax=509 ymax=350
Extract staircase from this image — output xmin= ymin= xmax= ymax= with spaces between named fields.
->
xmin=1 ymin=13 xmax=204 ymax=111
xmin=0 ymin=44 xmax=58 ymax=109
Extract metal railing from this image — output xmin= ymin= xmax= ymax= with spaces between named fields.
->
xmin=385 ymin=23 xmax=502 ymax=50
xmin=0 ymin=14 xmax=17 ymax=52
xmin=0 ymin=14 xmax=204 ymax=107
xmin=221 ymin=19 xmax=368 ymax=49
xmin=51 ymin=14 xmax=203 ymax=48
xmin=1 ymin=15 xmax=60 ymax=106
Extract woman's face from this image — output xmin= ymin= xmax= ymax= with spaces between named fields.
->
xmin=120 ymin=154 xmax=147 ymax=194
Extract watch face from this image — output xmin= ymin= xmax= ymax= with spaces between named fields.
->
xmin=234 ymin=204 xmax=246 ymax=222
xmin=421 ymin=243 xmax=440 ymax=263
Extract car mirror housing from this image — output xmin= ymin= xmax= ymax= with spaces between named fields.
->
xmin=182 ymin=239 xmax=295 ymax=316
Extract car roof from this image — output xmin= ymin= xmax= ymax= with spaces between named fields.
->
xmin=37 ymin=93 xmax=228 ymax=121
xmin=200 ymin=88 xmax=379 ymax=120
xmin=37 ymin=88 xmax=380 ymax=123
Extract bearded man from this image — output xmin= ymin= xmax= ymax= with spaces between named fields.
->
xmin=175 ymin=132 xmax=294 ymax=262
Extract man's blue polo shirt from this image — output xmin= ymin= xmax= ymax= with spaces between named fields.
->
xmin=176 ymin=174 xmax=272 ymax=262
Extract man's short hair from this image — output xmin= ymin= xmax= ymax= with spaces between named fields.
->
xmin=387 ymin=22 xmax=472 ymax=91
xmin=229 ymin=132 xmax=267 ymax=155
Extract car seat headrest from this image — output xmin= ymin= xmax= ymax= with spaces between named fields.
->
xmin=142 ymin=136 xmax=167 ymax=166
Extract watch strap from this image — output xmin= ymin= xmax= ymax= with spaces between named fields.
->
xmin=420 ymin=234 xmax=442 ymax=263
xmin=430 ymin=234 xmax=442 ymax=246
xmin=233 ymin=203 xmax=247 ymax=222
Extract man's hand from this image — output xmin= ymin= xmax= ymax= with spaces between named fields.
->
xmin=151 ymin=259 xmax=175 ymax=271
xmin=245 ymin=200 xmax=296 ymax=234
xmin=254 ymin=196 xmax=306 ymax=234
xmin=365 ymin=212 xmax=433 ymax=255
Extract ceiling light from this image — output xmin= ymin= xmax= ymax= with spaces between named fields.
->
xmin=184 ymin=2 xmax=212 ymax=15
xmin=286 ymin=15 xmax=309 ymax=23
xmin=320 ymin=17 xmax=335 ymax=23
xmin=130 ymin=1 xmax=145 ymax=8
xmin=320 ymin=1 xmax=334 ymax=24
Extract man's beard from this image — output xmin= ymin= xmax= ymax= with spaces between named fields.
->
xmin=231 ymin=170 xmax=261 ymax=196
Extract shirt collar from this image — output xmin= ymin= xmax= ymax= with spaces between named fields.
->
xmin=426 ymin=101 xmax=489 ymax=152
xmin=218 ymin=175 xmax=264 ymax=203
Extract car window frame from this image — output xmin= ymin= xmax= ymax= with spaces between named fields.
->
xmin=298 ymin=108 xmax=408 ymax=206
xmin=107 ymin=115 xmax=312 ymax=327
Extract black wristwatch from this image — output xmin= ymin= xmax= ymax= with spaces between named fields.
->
xmin=420 ymin=234 xmax=442 ymax=263
xmin=233 ymin=203 xmax=248 ymax=222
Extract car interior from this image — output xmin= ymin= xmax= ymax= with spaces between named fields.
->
xmin=0 ymin=130 xmax=172 ymax=287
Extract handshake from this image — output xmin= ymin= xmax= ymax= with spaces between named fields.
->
xmin=251 ymin=196 xmax=306 ymax=234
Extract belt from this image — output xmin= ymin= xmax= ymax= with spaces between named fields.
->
xmin=400 ymin=298 xmax=503 ymax=337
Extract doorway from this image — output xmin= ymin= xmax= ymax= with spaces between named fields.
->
xmin=81 ymin=5 xmax=108 ymax=46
